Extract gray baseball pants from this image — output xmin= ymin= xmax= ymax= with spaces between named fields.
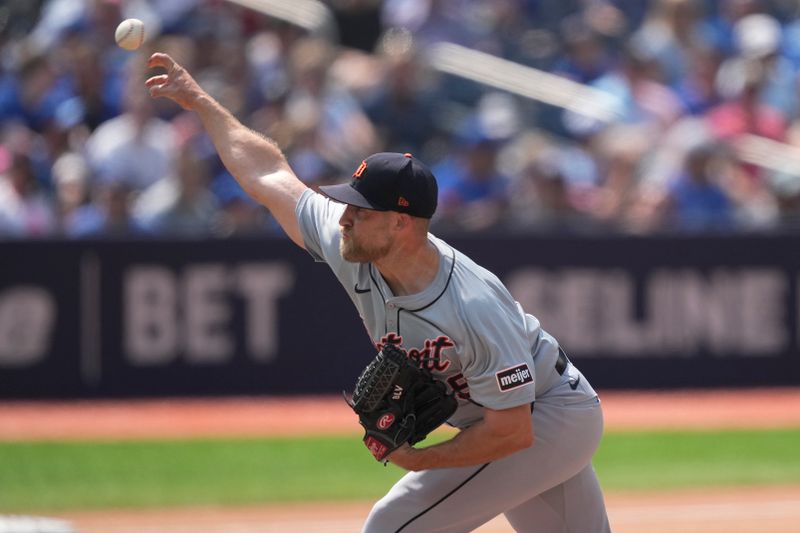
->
xmin=362 ymin=370 xmax=611 ymax=533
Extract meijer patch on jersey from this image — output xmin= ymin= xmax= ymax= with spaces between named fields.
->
xmin=495 ymin=364 xmax=534 ymax=392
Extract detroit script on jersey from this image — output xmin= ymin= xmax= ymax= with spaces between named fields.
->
xmin=376 ymin=333 xmax=472 ymax=401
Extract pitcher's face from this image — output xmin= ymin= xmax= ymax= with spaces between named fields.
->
xmin=338 ymin=205 xmax=395 ymax=263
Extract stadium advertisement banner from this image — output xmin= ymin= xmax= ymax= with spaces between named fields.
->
xmin=1 ymin=236 xmax=798 ymax=399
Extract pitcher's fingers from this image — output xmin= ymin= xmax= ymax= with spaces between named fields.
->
xmin=148 ymin=83 xmax=171 ymax=98
xmin=145 ymin=75 xmax=169 ymax=88
xmin=147 ymin=52 xmax=175 ymax=70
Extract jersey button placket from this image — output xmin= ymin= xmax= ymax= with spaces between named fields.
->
xmin=386 ymin=303 xmax=397 ymax=331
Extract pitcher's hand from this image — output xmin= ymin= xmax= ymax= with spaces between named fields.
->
xmin=145 ymin=53 xmax=205 ymax=110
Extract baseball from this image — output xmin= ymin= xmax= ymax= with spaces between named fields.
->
xmin=114 ymin=18 xmax=145 ymax=51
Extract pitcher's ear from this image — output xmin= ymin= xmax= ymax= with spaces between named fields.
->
xmin=394 ymin=212 xmax=412 ymax=230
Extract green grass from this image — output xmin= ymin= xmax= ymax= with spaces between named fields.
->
xmin=595 ymin=428 xmax=800 ymax=490
xmin=1 ymin=428 xmax=799 ymax=512
xmin=0 ymin=436 xmax=406 ymax=511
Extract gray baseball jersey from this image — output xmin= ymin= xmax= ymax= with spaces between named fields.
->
xmin=297 ymin=189 xmax=611 ymax=532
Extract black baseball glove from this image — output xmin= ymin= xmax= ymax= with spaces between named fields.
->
xmin=345 ymin=343 xmax=458 ymax=462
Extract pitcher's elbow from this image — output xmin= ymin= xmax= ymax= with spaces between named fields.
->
xmin=520 ymin=431 xmax=534 ymax=449
xmin=508 ymin=429 xmax=533 ymax=452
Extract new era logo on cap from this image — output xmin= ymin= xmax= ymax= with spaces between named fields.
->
xmin=319 ymin=152 xmax=438 ymax=218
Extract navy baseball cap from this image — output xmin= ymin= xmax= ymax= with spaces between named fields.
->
xmin=319 ymin=152 xmax=438 ymax=218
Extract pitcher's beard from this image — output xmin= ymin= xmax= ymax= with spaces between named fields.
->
xmin=340 ymin=236 xmax=392 ymax=263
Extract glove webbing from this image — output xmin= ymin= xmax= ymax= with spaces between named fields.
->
xmin=352 ymin=345 xmax=404 ymax=412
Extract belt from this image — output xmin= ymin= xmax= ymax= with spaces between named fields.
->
xmin=555 ymin=348 xmax=569 ymax=376
xmin=531 ymin=349 xmax=572 ymax=412
xmin=531 ymin=348 xmax=577 ymax=413
xmin=532 ymin=348 xmax=570 ymax=413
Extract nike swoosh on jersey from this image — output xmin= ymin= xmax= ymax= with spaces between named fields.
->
xmin=354 ymin=284 xmax=371 ymax=294
xmin=569 ymin=376 xmax=581 ymax=390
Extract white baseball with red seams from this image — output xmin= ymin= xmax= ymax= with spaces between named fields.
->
xmin=115 ymin=19 xmax=145 ymax=51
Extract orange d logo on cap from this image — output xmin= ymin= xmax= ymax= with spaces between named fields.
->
xmin=353 ymin=160 xmax=367 ymax=179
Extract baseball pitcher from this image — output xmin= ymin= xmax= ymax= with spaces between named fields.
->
xmin=146 ymin=52 xmax=611 ymax=533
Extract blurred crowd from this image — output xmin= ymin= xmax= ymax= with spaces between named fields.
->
xmin=3 ymin=0 xmax=800 ymax=239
